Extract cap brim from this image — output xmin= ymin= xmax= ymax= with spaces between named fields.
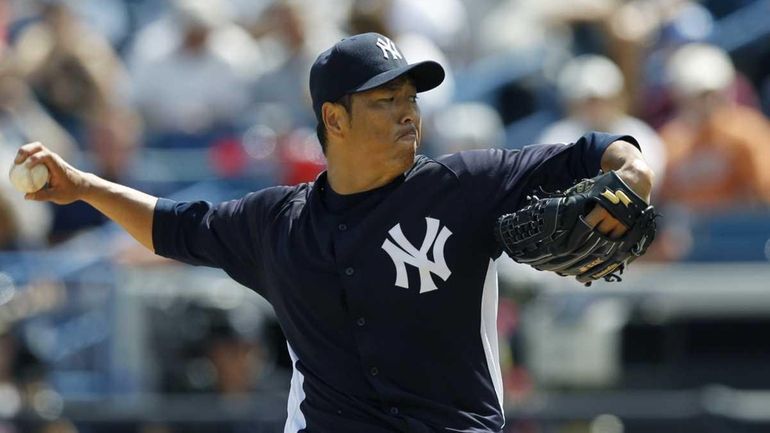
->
xmin=352 ymin=60 xmax=445 ymax=94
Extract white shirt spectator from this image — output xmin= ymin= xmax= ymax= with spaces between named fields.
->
xmin=387 ymin=0 xmax=470 ymax=64
xmin=132 ymin=47 xmax=251 ymax=134
xmin=538 ymin=116 xmax=666 ymax=186
xmin=128 ymin=0 xmax=262 ymax=134
xmin=540 ymin=55 xmax=666 ymax=186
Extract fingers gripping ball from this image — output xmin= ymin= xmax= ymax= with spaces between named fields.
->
xmin=495 ymin=171 xmax=657 ymax=285
xmin=9 ymin=161 xmax=49 ymax=193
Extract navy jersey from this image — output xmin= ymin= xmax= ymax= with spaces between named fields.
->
xmin=153 ymin=132 xmax=637 ymax=433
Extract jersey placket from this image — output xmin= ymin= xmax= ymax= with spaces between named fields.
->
xmin=332 ymin=214 xmax=402 ymax=420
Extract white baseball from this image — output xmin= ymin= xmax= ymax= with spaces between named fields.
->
xmin=9 ymin=161 xmax=49 ymax=193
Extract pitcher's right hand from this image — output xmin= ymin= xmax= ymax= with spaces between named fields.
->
xmin=14 ymin=141 xmax=90 ymax=205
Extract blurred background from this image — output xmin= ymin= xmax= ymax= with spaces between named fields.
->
xmin=1 ymin=0 xmax=770 ymax=432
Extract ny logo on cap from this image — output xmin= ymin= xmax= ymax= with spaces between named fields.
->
xmin=376 ymin=37 xmax=403 ymax=60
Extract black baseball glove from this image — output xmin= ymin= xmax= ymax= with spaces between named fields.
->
xmin=495 ymin=171 xmax=657 ymax=285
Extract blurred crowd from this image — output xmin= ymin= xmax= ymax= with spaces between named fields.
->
xmin=0 ymin=0 xmax=768 ymax=253
xmin=1 ymin=0 xmax=770 ymax=431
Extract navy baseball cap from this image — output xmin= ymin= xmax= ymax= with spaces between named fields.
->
xmin=310 ymin=32 xmax=445 ymax=122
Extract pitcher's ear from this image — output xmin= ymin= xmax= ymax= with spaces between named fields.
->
xmin=322 ymin=102 xmax=348 ymax=138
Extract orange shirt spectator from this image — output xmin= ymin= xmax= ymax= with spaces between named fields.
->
xmin=658 ymin=104 xmax=770 ymax=210
xmin=658 ymin=43 xmax=770 ymax=211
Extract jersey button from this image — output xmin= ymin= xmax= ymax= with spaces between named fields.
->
xmin=338 ymin=223 xmax=348 ymax=231
xmin=345 ymin=267 xmax=355 ymax=276
xmin=389 ymin=407 xmax=399 ymax=415
xmin=356 ymin=317 xmax=366 ymax=327
xmin=370 ymin=367 xmax=379 ymax=376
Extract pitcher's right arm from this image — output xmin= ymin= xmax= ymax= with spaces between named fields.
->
xmin=15 ymin=142 xmax=158 ymax=251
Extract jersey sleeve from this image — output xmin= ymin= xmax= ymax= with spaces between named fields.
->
xmin=151 ymin=188 xmax=288 ymax=297
xmin=443 ymin=132 xmax=639 ymax=255
xmin=459 ymin=131 xmax=638 ymax=214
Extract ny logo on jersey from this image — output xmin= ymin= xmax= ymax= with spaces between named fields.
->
xmin=381 ymin=217 xmax=452 ymax=293
xmin=376 ymin=36 xmax=403 ymax=60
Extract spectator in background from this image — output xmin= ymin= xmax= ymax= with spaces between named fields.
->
xmin=477 ymin=0 xmax=623 ymax=62
xmin=128 ymin=0 xmax=265 ymax=83
xmin=477 ymin=0 xmax=566 ymax=56
xmin=424 ymin=102 xmax=505 ymax=155
xmin=130 ymin=0 xmax=255 ymax=145
xmin=149 ymin=299 xmax=284 ymax=397
xmin=658 ymin=43 xmax=770 ymax=211
xmin=205 ymin=320 xmax=265 ymax=396
xmin=608 ymin=0 xmax=717 ymax=117
xmin=0 ymin=63 xmax=76 ymax=248
xmin=609 ymin=0 xmax=763 ymax=125
xmin=241 ymin=1 xmax=345 ymax=185
xmin=12 ymin=1 xmax=133 ymax=146
xmin=538 ymin=55 xmax=666 ymax=184
xmin=57 ymin=0 xmax=132 ymax=49
xmin=348 ymin=0 xmax=456 ymax=122
xmin=45 ymin=106 xmax=142 ymax=243
xmin=249 ymin=0 xmax=343 ymax=127
xmin=385 ymin=0 xmax=470 ymax=67
xmin=10 ymin=1 xmax=141 ymax=242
